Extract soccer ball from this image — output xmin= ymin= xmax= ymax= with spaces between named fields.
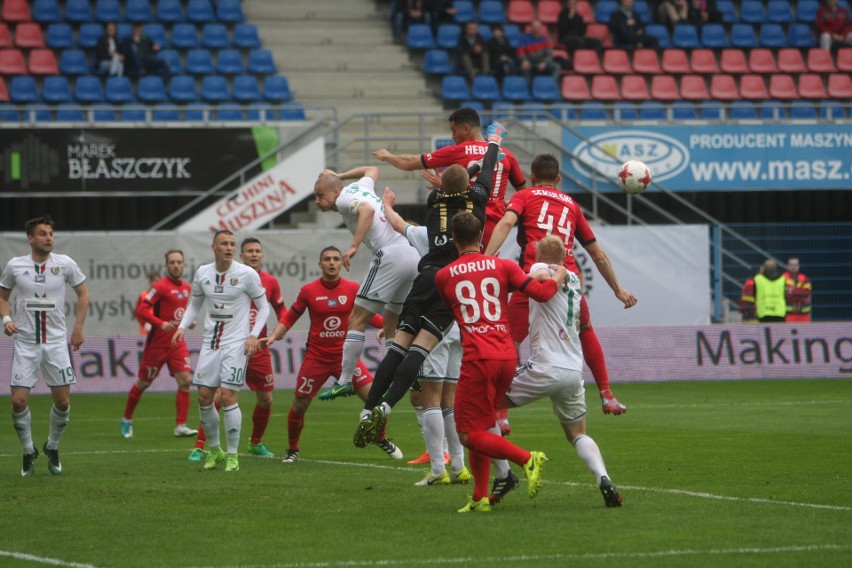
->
xmin=616 ymin=160 xmax=652 ymax=195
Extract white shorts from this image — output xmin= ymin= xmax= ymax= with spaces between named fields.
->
xmin=506 ymin=362 xmax=586 ymax=423
xmin=355 ymin=241 xmax=418 ymax=314
xmin=418 ymin=324 xmax=462 ymax=382
xmin=11 ymin=340 xmax=76 ymax=389
xmin=192 ymin=343 xmax=248 ymax=392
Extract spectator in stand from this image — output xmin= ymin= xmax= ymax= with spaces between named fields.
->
xmin=458 ymin=21 xmax=490 ymax=82
xmin=609 ymin=0 xmax=660 ymax=50
xmin=431 ymin=0 xmax=458 ymax=32
xmin=121 ymin=23 xmax=169 ymax=78
xmin=816 ymin=0 xmax=852 ymax=51
xmin=393 ymin=0 xmax=431 ymax=42
xmin=686 ymin=0 xmax=723 ymax=25
xmin=753 ymin=259 xmax=787 ymax=323
xmin=558 ymin=0 xmax=603 ymax=56
xmin=488 ymin=24 xmax=518 ymax=80
xmin=783 ymin=257 xmax=812 ymax=323
xmin=95 ymin=22 xmax=124 ymax=77
xmin=656 ymin=0 xmax=689 ymax=27
xmin=517 ymin=20 xmax=562 ymax=86
xmin=739 ymin=266 xmax=761 ymax=323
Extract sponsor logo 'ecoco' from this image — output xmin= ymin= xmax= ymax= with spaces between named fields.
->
xmin=572 ymin=131 xmax=689 ymax=184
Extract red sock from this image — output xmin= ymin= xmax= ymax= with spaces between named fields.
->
xmin=465 ymin=430 xmax=530 ymax=467
xmin=175 ymin=389 xmax=190 ymax=425
xmin=123 ymin=384 xmax=144 ymax=420
xmin=579 ymin=297 xmax=610 ymax=394
xmin=251 ymin=404 xmax=271 ymax=444
xmin=287 ymin=408 xmax=304 ymax=451
xmin=468 ymin=449 xmax=491 ymax=501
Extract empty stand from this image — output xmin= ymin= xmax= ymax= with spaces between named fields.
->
xmin=690 ymin=49 xmax=720 ymax=74
xmin=632 ymin=49 xmax=661 ymax=74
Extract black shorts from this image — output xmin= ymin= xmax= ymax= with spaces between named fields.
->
xmin=397 ymin=268 xmax=454 ymax=340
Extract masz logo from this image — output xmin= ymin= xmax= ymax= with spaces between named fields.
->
xmin=571 ymin=131 xmax=689 ymax=184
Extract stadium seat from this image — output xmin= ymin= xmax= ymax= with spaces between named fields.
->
xmin=187 ymin=0 xmax=216 ymax=23
xmin=731 ymin=24 xmax=759 ymax=48
xmin=579 ymin=101 xmax=607 ymax=120
xmin=33 ymin=0 xmax=62 ymax=23
xmin=156 ymin=0 xmax=183 ymax=22
xmin=15 ymin=23 xmax=46 ymax=49
xmin=59 ymin=49 xmax=90 ymax=75
xmin=536 ymin=0 xmax=561 ymax=24
xmin=0 ymin=78 xmax=7 ymax=102
xmin=591 ymin=75 xmax=619 ymax=100
xmin=28 ymin=49 xmax=59 ymax=75
xmin=479 ymin=0 xmax=507 ymax=24
xmin=120 ymin=104 xmax=148 ymax=121
xmin=614 ymin=101 xmax=639 ymax=120
xmin=701 ymin=24 xmax=728 ymax=48
xmin=507 ymin=0 xmax=535 ymax=24
xmin=644 ymin=24 xmax=672 ymax=49
xmin=471 ymin=75 xmax=501 ymax=101
xmin=673 ymin=25 xmax=700 ymax=49
xmin=710 ymin=75 xmax=738 ymax=99
xmin=739 ymin=1 xmax=766 ymax=23
xmin=45 ymin=23 xmax=74 ymax=49
xmin=634 ymin=0 xmax=654 ymax=22
xmin=441 ymin=75 xmax=470 ymax=101
xmin=716 ymin=0 xmax=737 ymax=22
xmin=739 ymin=74 xmax=769 ymax=99
xmin=157 ymin=49 xmax=183 ymax=74
xmin=423 ymin=49 xmax=453 ymax=75
xmin=819 ymin=99 xmax=845 ymax=119
xmin=787 ymin=24 xmax=816 ymax=47
xmin=23 ymin=104 xmax=53 ymax=121
xmin=838 ymin=48 xmax=852 ymax=71
xmin=234 ymin=24 xmax=261 ymax=49
xmin=0 ymin=102 xmax=19 ymax=120
xmin=690 ymin=49 xmax=719 ymax=74
xmin=216 ymin=103 xmax=245 ymax=121
xmin=638 ymin=100 xmax=666 ymax=120
xmin=767 ymin=1 xmax=795 ymax=23
xmin=152 ymin=103 xmax=180 ymax=121
xmin=186 ymin=49 xmax=215 ymax=74
xmin=263 ymin=75 xmax=292 ymax=101
xmin=632 ymin=49 xmax=661 ymax=74
xmin=65 ymin=0 xmax=93 ymax=22
xmin=407 ymin=24 xmax=436 ymax=50
xmin=183 ymin=102 xmax=208 ymax=120
xmin=549 ymin=103 xmax=577 ymax=120
xmin=502 ymin=75 xmax=531 ymax=101
xmin=603 ymin=50 xmax=632 ymax=74
xmin=137 ymin=75 xmax=168 ymax=102
xmin=585 ymin=23 xmax=613 ymax=48
xmin=232 ymin=74 xmax=261 ymax=102
xmin=620 ymin=75 xmax=650 ymax=100
xmin=789 ymin=100 xmax=817 ymax=118
xmin=94 ymin=0 xmax=122 ymax=22
xmin=0 ymin=23 xmax=12 ymax=48
xmin=246 ymin=102 xmax=272 ymax=121
xmin=2 ymin=0 xmax=31 ymax=22
xmin=561 ymin=75 xmax=591 ymax=101
xmin=42 ymin=76 xmax=72 ymax=103
xmin=55 ymin=103 xmax=85 ymax=121
xmin=699 ymin=100 xmax=723 ymax=119
xmin=92 ymin=103 xmax=117 ymax=121
xmin=201 ymin=75 xmax=229 ymax=102
xmin=202 ymin=23 xmax=231 ymax=48
xmin=10 ymin=76 xmax=40 ymax=103
xmin=279 ymin=102 xmax=307 ymax=120
xmin=105 ymin=76 xmax=135 ymax=102
xmin=679 ymin=74 xmax=710 ymax=100
xmin=532 ymin=75 xmax=561 ymax=101
xmin=720 ymin=49 xmax=749 ymax=73
xmin=454 ymin=0 xmax=476 ymax=23
xmin=748 ymin=49 xmax=778 ymax=73
xmin=126 ymin=0 xmax=154 ymax=22
xmin=169 ymin=75 xmax=199 ymax=102
xmin=78 ymin=23 xmax=104 ymax=48
xmin=796 ymin=0 xmax=819 ymax=21
xmin=729 ymin=100 xmax=757 ymax=119
xmin=217 ymin=48 xmax=245 ymax=74
xmin=661 ymin=49 xmax=690 ymax=73
xmin=572 ymin=50 xmax=602 ymax=74
xmin=759 ymin=99 xmax=786 ymax=119
xmin=0 ymin=49 xmax=27 ymax=74
xmin=171 ymin=23 xmax=199 ymax=49
xmin=489 ymin=102 xmax=517 ymax=122
xmin=217 ymin=0 xmax=246 ymax=23
xmin=769 ymin=74 xmax=797 ymax=98
xmin=826 ymin=74 xmax=852 ymax=98
xmin=651 ymin=75 xmax=680 ymax=100
xmin=777 ymin=48 xmax=807 ymax=72
xmin=435 ymin=23 xmax=460 ymax=49
xmin=595 ymin=0 xmax=619 ymax=23
xmin=807 ymin=48 xmax=837 ymax=72
xmin=459 ymin=100 xmax=485 ymax=113
xmin=248 ymin=49 xmax=276 ymax=74
xmin=143 ymin=23 xmax=168 ymax=48
xmin=671 ymin=101 xmax=698 ymax=119
xmin=760 ymin=24 xmax=787 ymax=48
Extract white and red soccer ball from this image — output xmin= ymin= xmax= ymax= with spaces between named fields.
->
xmin=616 ymin=160 xmax=652 ymax=195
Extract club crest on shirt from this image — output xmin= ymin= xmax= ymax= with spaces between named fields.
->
xmin=51 ymin=266 xmax=60 ymax=275
xmin=338 ymin=296 xmax=347 ymax=305
xmin=230 ymin=277 xmax=239 ymax=286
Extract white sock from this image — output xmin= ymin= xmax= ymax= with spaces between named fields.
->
xmin=422 ymin=407 xmax=445 ymax=474
xmin=223 ymin=403 xmax=241 ymax=455
xmin=13 ymin=407 xmax=34 ymax=454
xmin=199 ymin=403 xmax=220 ymax=448
xmin=379 ymin=401 xmax=392 ymax=417
xmin=489 ymin=424 xmax=510 ymax=478
xmin=442 ymin=407 xmax=465 ymax=471
xmin=573 ymin=434 xmax=608 ymax=485
xmin=414 ymin=406 xmax=424 ymax=433
xmin=339 ymin=330 xmax=366 ymax=386
xmin=46 ymin=405 xmax=69 ymax=450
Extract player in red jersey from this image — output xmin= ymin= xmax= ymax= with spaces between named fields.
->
xmin=122 ymin=250 xmax=197 ymax=439
xmin=259 ymin=246 xmax=403 ymax=462
xmin=484 ymin=154 xmax=637 ymax=415
xmin=372 ymin=106 xmax=527 ymax=249
xmin=436 ymin=211 xmax=568 ymax=513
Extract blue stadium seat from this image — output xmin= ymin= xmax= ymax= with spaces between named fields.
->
xmin=56 ymin=104 xmax=86 ymax=121
xmin=60 ymin=49 xmax=91 ymax=75
xmin=478 ymin=24 xmax=493 ymax=42
xmin=234 ymin=23 xmax=261 ymax=48
xmin=157 ymin=0 xmax=184 ymax=22
xmin=760 ymin=24 xmax=788 ymax=48
xmin=729 ymin=100 xmax=757 ymax=119
xmin=731 ymin=24 xmax=759 ymax=48
xmin=263 ymin=76 xmax=292 ymax=101
xmin=478 ymin=0 xmax=506 ymax=24
xmin=144 ymin=23 xmax=168 ymax=48
xmin=787 ymin=23 xmax=816 ymax=47
xmin=248 ymin=102 xmax=274 ymax=121
xmin=595 ymin=0 xmax=619 ymax=23
xmin=279 ymin=102 xmax=307 ymax=120
xmin=217 ymin=49 xmax=245 ymax=74
xmin=216 ymin=103 xmax=245 ymax=121
xmin=645 ymin=25 xmax=672 ymax=49
xmin=739 ymin=1 xmax=766 ymax=23
xmin=471 ymin=75 xmax=501 ymax=101
xmin=232 ymin=74 xmax=261 ymax=102
xmin=638 ymin=100 xmax=666 ymax=120
xmin=169 ymin=75 xmax=199 ymax=102
xmin=187 ymin=0 xmax=216 ymax=23
xmin=74 ymin=76 xmax=104 ymax=103
xmin=767 ymin=0 xmax=795 ymax=23
xmin=699 ymin=100 xmax=723 ymax=119
xmin=33 ymin=0 xmax=62 ymax=23
xmin=458 ymin=100 xmax=486 ymax=113
xmin=152 ymin=103 xmax=181 ymax=121
xmin=42 ymin=76 xmax=72 ymax=103
xmin=716 ymin=0 xmax=737 ymax=23
xmin=441 ymin=75 xmax=470 ymax=101
xmin=46 ymin=23 xmax=75 ymax=48
xmin=579 ymin=101 xmax=607 ymax=120
xmin=671 ymin=101 xmax=698 ymax=119
xmin=186 ymin=49 xmax=215 ymax=74
xmin=454 ymin=0 xmax=476 ymax=23
xmin=65 ymin=0 xmax=93 ymax=23
xmin=117 ymin=23 xmax=133 ymax=42
xmin=0 ymin=103 xmax=20 ymax=121
xmin=126 ymin=0 xmax=154 ymax=22
xmin=673 ymin=25 xmax=701 ymax=49
xmin=217 ymin=0 xmax=245 ymax=23
xmin=424 ymin=49 xmax=453 ymax=74
xmin=202 ymin=23 xmax=230 ymax=48
xmin=24 ymin=105 xmax=54 ymax=122
xmin=95 ymin=0 xmax=122 ymax=22
xmin=10 ymin=77 xmax=39 ymax=103
xmin=436 ymin=23 xmax=461 ymax=49
xmin=633 ymin=1 xmax=654 ymax=23
xmin=790 ymin=100 xmax=817 ymax=118
xmin=489 ymin=101 xmax=517 ymax=122
xmin=171 ymin=23 xmax=200 ymax=49
xmin=531 ymin=75 xmax=561 ymax=101
xmin=614 ymin=101 xmax=639 ymax=120
xmin=201 ymin=75 xmax=229 ymax=102
xmin=78 ymin=22 xmax=105 ymax=49
xmin=121 ymin=105 xmax=148 ymax=121
xmin=105 ymin=76 xmax=135 ymax=103
xmin=502 ymin=75 xmax=531 ymax=101
xmin=819 ymin=99 xmax=844 ymax=118
xmin=408 ymin=23 xmax=437 ymax=50
xmin=796 ymin=0 xmax=819 ymax=21
xmin=184 ymin=103 xmax=208 ymax=120
xmin=248 ymin=49 xmax=276 ymax=74
xmin=701 ymin=24 xmax=729 ymax=48
xmin=759 ymin=99 xmax=786 ymax=119
xmin=138 ymin=75 xmax=168 ymax=102
xmin=92 ymin=103 xmax=118 ymax=121
xmin=549 ymin=103 xmax=577 ymax=121
xmin=157 ymin=49 xmax=183 ymax=74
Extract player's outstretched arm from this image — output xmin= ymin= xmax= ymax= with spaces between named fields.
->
xmin=372 ymin=149 xmax=422 ymax=171
xmin=329 ymin=165 xmax=380 ymax=182
xmin=382 ymin=187 xmax=408 ymax=235
xmin=585 ymin=242 xmax=637 ymax=309
xmin=260 ymin=322 xmax=290 ymax=348
xmin=483 ymin=211 xmax=518 ymax=256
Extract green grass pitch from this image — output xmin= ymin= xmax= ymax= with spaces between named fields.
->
xmin=1 ymin=378 xmax=850 ymax=567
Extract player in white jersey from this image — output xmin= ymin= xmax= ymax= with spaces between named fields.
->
xmin=313 ymin=166 xmax=419 ymax=398
xmin=172 ymin=230 xmax=269 ymax=473
xmin=501 ymin=235 xmax=623 ymax=507
xmin=1 ymin=215 xmax=89 ymax=477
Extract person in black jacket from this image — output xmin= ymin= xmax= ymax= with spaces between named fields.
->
xmin=558 ymin=0 xmax=603 ymax=55
xmin=609 ymin=0 xmax=659 ymax=49
xmin=487 ymin=24 xmax=518 ymax=80
xmin=120 ymin=23 xmax=169 ymax=78
xmin=95 ymin=22 xmax=124 ymax=76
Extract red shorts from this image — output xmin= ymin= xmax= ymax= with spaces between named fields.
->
xmin=293 ymin=358 xmax=373 ymax=399
xmin=509 ymin=292 xmax=591 ymax=343
xmin=246 ymin=349 xmax=275 ymax=392
xmin=454 ymin=358 xmax=518 ymax=433
xmin=138 ymin=341 xmax=191 ymax=382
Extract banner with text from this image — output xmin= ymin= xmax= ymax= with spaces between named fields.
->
xmin=562 ymin=124 xmax=852 ymax=191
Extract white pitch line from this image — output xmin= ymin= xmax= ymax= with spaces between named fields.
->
xmin=0 ymin=550 xmax=98 ymax=568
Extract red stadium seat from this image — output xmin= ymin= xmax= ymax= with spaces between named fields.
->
xmin=768 ymin=74 xmax=797 ymax=98
xmin=748 ymin=49 xmax=778 ymax=73
xmin=837 ymin=48 xmax=852 ymax=72
xmin=679 ymin=74 xmax=709 ymax=99
xmin=585 ymin=24 xmax=612 ymax=48
xmin=710 ymin=75 xmax=739 ymax=99
xmin=777 ymin=48 xmax=807 ymax=73
xmin=0 ymin=49 xmax=26 ymax=74
xmin=507 ymin=0 xmax=535 ymax=24
xmin=0 ymin=23 xmax=11 ymax=48
xmin=603 ymin=49 xmax=632 ymax=74
xmin=739 ymin=74 xmax=770 ymax=99
xmin=2 ymin=0 xmax=32 ymax=22
xmin=797 ymin=74 xmax=827 ymax=98
xmin=632 ymin=49 xmax=661 ymax=74
xmin=806 ymin=48 xmax=837 ymax=72
xmin=561 ymin=75 xmax=591 ymax=101
xmin=591 ymin=75 xmax=620 ymax=100
xmin=690 ymin=49 xmax=720 ymax=74
xmin=27 ymin=48 xmax=58 ymax=74
xmin=620 ymin=74 xmax=650 ymax=100
xmin=0 ymin=77 xmax=8 ymax=101
xmin=661 ymin=49 xmax=690 ymax=73
xmin=537 ymin=0 xmax=561 ymax=24
xmin=14 ymin=23 xmax=46 ymax=48
xmin=572 ymin=49 xmax=602 ymax=74
xmin=650 ymin=75 xmax=680 ymax=100
xmin=576 ymin=1 xmax=595 ymax=24
xmin=719 ymin=49 xmax=749 ymax=73
xmin=827 ymin=73 xmax=852 ymax=98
